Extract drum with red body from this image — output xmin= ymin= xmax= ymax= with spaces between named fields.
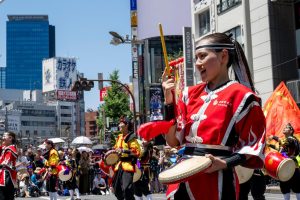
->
xmin=57 ymin=164 xmax=72 ymax=181
xmin=264 ymin=151 xmax=296 ymax=182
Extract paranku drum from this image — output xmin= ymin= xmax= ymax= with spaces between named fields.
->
xmin=264 ymin=151 xmax=296 ymax=182
xmin=57 ymin=164 xmax=72 ymax=182
xmin=104 ymin=150 xmax=119 ymax=166
xmin=133 ymin=165 xmax=142 ymax=183
xmin=235 ymin=165 xmax=254 ymax=184
xmin=158 ymin=156 xmax=212 ymax=184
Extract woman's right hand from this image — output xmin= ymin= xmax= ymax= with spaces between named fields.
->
xmin=162 ymin=71 xmax=175 ymax=105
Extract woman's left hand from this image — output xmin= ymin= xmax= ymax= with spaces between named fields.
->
xmin=204 ymin=154 xmax=227 ymax=173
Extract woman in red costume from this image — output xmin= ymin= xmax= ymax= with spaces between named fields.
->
xmin=0 ymin=131 xmax=18 ymax=200
xmin=162 ymin=33 xmax=266 ymax=200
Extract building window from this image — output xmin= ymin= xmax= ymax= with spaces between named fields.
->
xmin=198 ymin=9 xmax=210 ymax=37
xmin=217 ymin=0 xmax=242 ymax=15
xmin=224 ymin=26 xmax=242 ymax=45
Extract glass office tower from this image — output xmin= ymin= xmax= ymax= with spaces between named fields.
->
xmin=6 ymin=15 xmax=55 ymax=90
xmin=0 ymin=67 xmax=5 ymax=88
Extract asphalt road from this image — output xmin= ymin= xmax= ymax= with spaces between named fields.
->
xmin=15 ymin=192 xmax=299 ymax=200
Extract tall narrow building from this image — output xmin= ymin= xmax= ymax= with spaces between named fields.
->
xmin=0 ymin=67 xmax=5 ymax=89
xmin=6 ymin=15 xmax=55 ymax=90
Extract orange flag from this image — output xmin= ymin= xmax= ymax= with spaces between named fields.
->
xmin=263 ymin=81 xmax=300 ymax=151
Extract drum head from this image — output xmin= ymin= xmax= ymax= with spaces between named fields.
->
xmin=133 ymin=165 xmax=141 ymax=183
xmin=158 ymin=156 xmax=212 ymax=184
xmin=59 ymin=171 xmax=72 ymax=182
xmin=105 ymin=152 xmax=119 ymax=166
xmin=278 ymin=158 xmax=296 ymax=182
xmin=235 ymin=165 xmax=254 ymax=184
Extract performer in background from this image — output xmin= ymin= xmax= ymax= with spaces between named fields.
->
xmin=43 ymin=139 xmax=59 ymax=200
xmin=0 ymin=131 xmax=18 ymax=200
xmin=112 ymin=117 xmax=141 ymax=200
xmin=65 ymin=149 xmax=81 ymax=200
xmin=239 ymin=169 xmax=266 ymax=200
xmin=162 ymin=32 xmax=266 ymax=200
xmin=134 ymin=140 xmax=153 ymax=200
xmin=268 ymin=123 xmax=300 ymax=200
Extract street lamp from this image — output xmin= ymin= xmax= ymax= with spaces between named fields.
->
xmin=109 ymin=31 xmax=143 ymax=45
xmin=71 ymin=78 xmax=138 ymax=133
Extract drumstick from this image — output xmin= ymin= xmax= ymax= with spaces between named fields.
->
xmin=159 ymin=23 xmax=170 ymax=77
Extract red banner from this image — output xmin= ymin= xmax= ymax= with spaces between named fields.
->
xmin=263 ymin=82 xmax=300 ymax=143
xmin=100 ymin=87 xmax=108 ymax=102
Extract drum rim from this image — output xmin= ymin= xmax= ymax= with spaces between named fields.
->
xmin=133 ymin=165 xmax=142 ymax=183
xmin=235 ymin=165 xmax=254 ymax=184
xmin=104 ymin=152 xmax=119 ymax=166
xmin=158 ymin=157 xmax=212 ymax=184
xmin=58 ymin=171 xmax=72 ymax=181
xmin=277 ymin=158 xmax=296 ymax=181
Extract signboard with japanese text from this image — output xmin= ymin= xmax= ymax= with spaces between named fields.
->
xmin=183 ymin=27 xmax=194 ymax=86
xmin=130 ymin=0 xmax=137 ymax=10
xmin=57 ymin=90 xmax=77 ymax=101
xmin=43 ymin=57 xmax=77 ymax=93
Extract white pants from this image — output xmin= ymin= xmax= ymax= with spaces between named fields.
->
xmin=49 ymin=192 xmax=57 ymax=200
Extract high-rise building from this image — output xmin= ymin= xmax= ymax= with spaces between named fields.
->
xmin=0 ymin=67 xmax=5 ymax=88
xmin=6 ymin=15 xmax=55 ymax=90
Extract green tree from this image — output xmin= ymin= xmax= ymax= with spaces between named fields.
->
xmin=100 ymin=70 xmax=132 ymax=146
xmin=103 ymin=69 xmax=132 ymax=121
xmin=96 ymin=105 xmax=104 ymax=144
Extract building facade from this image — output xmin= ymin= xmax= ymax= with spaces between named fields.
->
xmin=134 ymin=0 xmax=192 ymax=122
xmin=42 ymin=57 xmax=85 ymax=137
xmin=0 ymin=100 xmax=56 ymax=146
xmin=0 ymin=67 xmax=5 ymax=89
xmin=85 ymin=111 xmax=99 ymax=137
xmin=191 ymin=0 xmax=300 ymax=105
xmin=6 ymin=15 xmax=55 ymax=90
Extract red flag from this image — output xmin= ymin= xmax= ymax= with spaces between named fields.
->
xmin=263 ymin=81 xmax=300 ymax=150
xmin=137 ymin=120 xmax=175 ymax=141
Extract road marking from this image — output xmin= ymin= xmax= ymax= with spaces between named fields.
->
xmin=40 ymin=197 xmax=62 ymax=200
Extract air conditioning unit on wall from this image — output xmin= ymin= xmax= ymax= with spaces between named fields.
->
xmin=286 ymin=80 xmax=300 ymax=105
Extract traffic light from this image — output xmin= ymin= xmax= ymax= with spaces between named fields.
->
xmin=71 ymin=78 xmax=94 ymax=91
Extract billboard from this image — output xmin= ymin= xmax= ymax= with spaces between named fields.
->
xmin=100 ymin=87 xmax=108 ymax=102
xmin=137 ymin=0 xmax=192 ymax=40
xmin=43 ymin=57 xmax=77 ymax=93
xmin=149 ymin=85 xmax=163 ymax=121
xmin=0 ymin=114 xmax=21 ymax=133
xmin=57 ymin=90 xmax=77 ymax=101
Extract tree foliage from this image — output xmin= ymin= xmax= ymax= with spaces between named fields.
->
xmin=102 ymin=69 xmax=132 ymax=122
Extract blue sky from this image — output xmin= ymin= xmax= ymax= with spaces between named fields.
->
xmin=0 ymin=0 xmax=132 ymax=110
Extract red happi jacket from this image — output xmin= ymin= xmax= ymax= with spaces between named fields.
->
xmin=0 ymin=145 xmax=18 ymax=188
xmin=167 ymin=81 xmax=266 ymax=200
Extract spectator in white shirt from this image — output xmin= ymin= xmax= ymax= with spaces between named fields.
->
xmin=92 ymin=172 xmax=107 ymax=195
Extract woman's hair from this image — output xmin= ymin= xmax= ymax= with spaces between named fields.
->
xmin=44 ymin=139 xmax=54 ymax=148
xmin=196 ymin=33 xmax=255 ymax=91
xmin=119 ymin=116 xmax=134 ymax=132
xmin=198 ymin=33 xmax=234 ymax=68
xmin=5 ymin=131 xmax=16 ymax=144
